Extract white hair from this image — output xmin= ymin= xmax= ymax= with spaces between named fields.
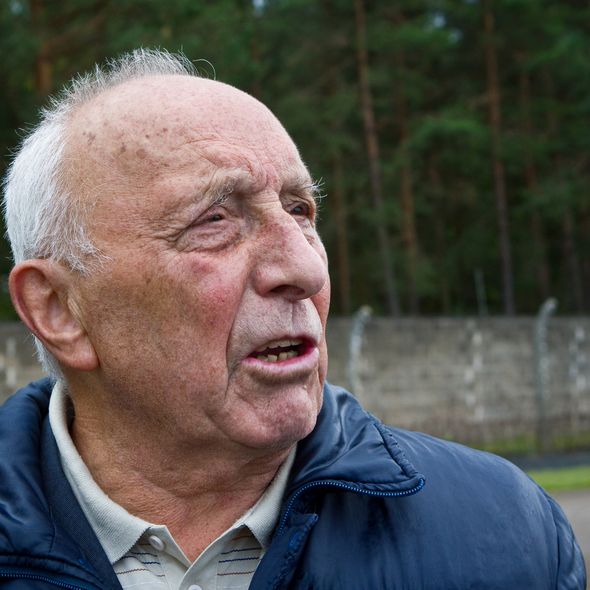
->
xmin=2 ymin=48 xmax=198 ymax=378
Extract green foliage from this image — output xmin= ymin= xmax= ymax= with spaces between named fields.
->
xmin=0 ymin=0 xmax=588 ymax=316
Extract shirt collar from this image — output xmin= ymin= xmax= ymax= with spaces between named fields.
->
xmin=49 ymin=381 xmax=150 ymax=563
xmin=236 ymin=446 xmax=295 ymax=548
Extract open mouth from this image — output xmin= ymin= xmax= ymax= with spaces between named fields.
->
xmin=249 ymin=338 xmax=307 ymax=363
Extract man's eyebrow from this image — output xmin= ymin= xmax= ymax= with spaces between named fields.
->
xmin=198 ymin=170 xmax=326 ymax=205
xmin=201 ymin=175 xmax=239 ymax=206
xmin=284 ymin=175 xmax=326 ymax=202
xmin=308 ymin=178 xmax=326 ymax=202
xmin=209 ymin=183 xmax=235 ymax=206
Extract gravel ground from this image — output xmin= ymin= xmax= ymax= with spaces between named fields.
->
xmin=553 ymin=489 xmax=590 ymax=576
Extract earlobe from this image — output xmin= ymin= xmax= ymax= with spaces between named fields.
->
xmin=8 ymin=260 xmax=98 ymax=371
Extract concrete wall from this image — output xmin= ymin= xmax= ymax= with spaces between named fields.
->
xmin=326 ymin=317 xmax=590 ymax=448
xmin=1 ymin=318 xmax=589 ymax=449
xmin=0 ymin=323 xmax=46 ymax=401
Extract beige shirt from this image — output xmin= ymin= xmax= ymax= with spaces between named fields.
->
xmin=49 ymin=382 xmax=295 ymax=590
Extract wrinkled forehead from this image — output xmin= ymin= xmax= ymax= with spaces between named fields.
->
xmin=64 ymin=75 xmax=303 ymax=191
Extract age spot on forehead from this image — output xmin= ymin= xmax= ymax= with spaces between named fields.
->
xmin=82 ymin=131 xmax=96 ymax=145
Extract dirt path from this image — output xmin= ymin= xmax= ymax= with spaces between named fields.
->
xmin=553 ymin=489 xmax=590 ymax=574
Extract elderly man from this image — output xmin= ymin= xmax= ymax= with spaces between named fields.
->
xmin=0 ymin=49 xmax=585 ymax=589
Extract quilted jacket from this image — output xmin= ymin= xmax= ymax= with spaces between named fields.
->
xmin=0 ymin=379 xmax=586 ymax=589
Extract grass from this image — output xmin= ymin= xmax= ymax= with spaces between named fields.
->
xmin=476 ymin=434 xmax=536 ymax=456
xmin=527 ymin=465 xmax=590 ymax=493
xmin=475 ymin=433 xmax=590 ymax=457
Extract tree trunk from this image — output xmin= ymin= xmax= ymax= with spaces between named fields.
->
xmin=392 ymin=13 xmax=419 ymax=314
xmin=519 ymin=58 xmax=550 ymax=301
xmin=331 ymin=151 xmax=352 ymax=314
xmin=562 ymin=208 xmax=584 ymax=312
xmin=542 ymin=71 xmax=586 ymax=313
xmin=530 ymin=213 xmax=550 ymax=301
xmin=483 ymin=0 xmax=515 ymax=314
xmin=31 ymin=0 xmax=53 ymax=96
xmin=249 ymin=7 xmax=262 ymax=99
xmin=354 ymin=0 xmax=400 ymax=315
xmin=581 ymin=211 xmax=590 ymax=312
xmin=428 ymin=160 xmax=451 ymax=313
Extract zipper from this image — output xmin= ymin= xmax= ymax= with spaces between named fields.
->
xmin=276 ymin=477 xmax=425 ymax=536
xmin=0 ymin=570 xmax=97 ymax=590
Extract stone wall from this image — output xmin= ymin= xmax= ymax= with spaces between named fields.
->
xmin=1 ymin=318 xmax=590 ymax=449
xmin=0 ymin=323 xmax=45 ymax=401
xmin=326 ymin=317 xmax=590 ymax=448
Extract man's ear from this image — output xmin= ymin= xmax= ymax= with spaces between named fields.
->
xmin=8 ymin=259 xmax=98 ymax=371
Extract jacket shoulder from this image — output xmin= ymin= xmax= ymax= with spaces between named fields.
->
xmin=388 ymin=425 xmax=527 ymax=484
xmin=0 ymin=378 xmax=57 ymax=554
xmin=383 ymin=426 xmax=586 ymax=588
xmin=306 ymin=384 xmax=586 ymax=588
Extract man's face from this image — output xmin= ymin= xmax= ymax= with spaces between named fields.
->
xmin=66 ymin=76 xmax=330 ymax=451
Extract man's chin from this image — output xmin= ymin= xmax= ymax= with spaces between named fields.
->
xmin=226 ymin=386 xmax=323 ymax=451
xmin=239 ymin=419 xmax=317 ymax=452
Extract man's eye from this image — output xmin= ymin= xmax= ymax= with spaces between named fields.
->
xmin=205 ymin=213 xmax=225 ymax=223
xmin=290 ymin=203 xmax=311 ymax=217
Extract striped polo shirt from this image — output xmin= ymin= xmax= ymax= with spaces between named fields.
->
xmin=49 ymin=382 xmax=295 ymax=590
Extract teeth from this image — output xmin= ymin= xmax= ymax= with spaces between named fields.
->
xmin=256 ymin=354 xmax=277 ymax=362
xmin=255 ymin=338 xmax=302 ymax=352
xmin=255 ymin=350 xmax=299 ymax=362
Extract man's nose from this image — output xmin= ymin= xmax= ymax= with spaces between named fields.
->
xmin=252 ymin=213 xmax=328 ymax=301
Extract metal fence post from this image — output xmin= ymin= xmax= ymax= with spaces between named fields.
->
xmin=348 ymin=305 xmax=372 ymax=398
xmin=534 ymin=298 xmax=558 ymax=453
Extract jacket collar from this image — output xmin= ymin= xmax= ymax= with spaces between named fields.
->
xmin=287 ymin=383 xmax=425 ymax=496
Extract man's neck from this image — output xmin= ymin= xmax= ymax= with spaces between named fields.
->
xmin=69 ymin=398 xmax=291 ymax=561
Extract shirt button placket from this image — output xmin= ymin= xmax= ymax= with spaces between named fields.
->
xmin=147 ymin=534 xmax=166 ymax=551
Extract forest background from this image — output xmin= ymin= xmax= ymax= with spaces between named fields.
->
xmin=0 ymin=0 xmax=589 ymax=318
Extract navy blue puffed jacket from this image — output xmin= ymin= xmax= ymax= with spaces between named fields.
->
xmin=0 ymin=379 xmax=586 ymax=588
